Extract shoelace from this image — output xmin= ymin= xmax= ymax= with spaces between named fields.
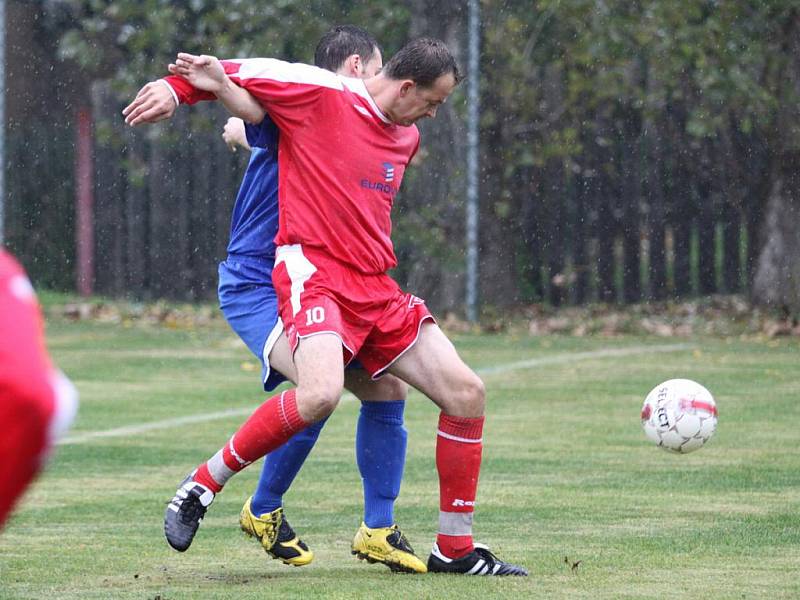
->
xmin=175 ymin=489 xmax=207 ymax=524
xmin=387 ymin=529 xmax=415 ymax=554
xmin=473 ymin=546 xmax=499 ymax=568
xmin=473 ymin=546 xmax=526 ymax=575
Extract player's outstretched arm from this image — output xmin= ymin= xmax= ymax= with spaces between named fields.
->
xmin=169 ymin=53 xmax=265 ymax=124
xmin=222 ymin=117 xmax=251 ymax=152
xmin=122 ymin=80 xmax=178 ymax=126
xmin=169 ymin=53 xmax=227 ymax=93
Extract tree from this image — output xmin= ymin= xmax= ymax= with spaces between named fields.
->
xmin=751 ymin=7 xmax=800 ymax=313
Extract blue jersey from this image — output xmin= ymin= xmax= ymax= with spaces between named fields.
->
xmin=225 ymin=117 xmax=280 ymax=259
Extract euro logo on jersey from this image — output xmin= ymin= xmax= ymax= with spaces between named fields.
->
xmin=360 ymin=161 xmax=398 ymax=195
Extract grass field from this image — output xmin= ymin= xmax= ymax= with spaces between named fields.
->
xmin=1 ymin=314 xmax=798 ymax=599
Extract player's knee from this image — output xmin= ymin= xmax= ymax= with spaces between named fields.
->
xmin=314 ymin=391 xmax=341 ymax=419
xmin=299 ymin=386 xmax=342 ymax=421
xmin=457 ymin=373 xmax=485 ymax=416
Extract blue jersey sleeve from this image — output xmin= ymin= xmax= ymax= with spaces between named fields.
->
xmin=245 ymin=116 xmax=279 ymax=152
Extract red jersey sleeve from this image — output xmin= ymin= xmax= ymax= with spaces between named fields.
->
xmin=162 ymin=75 xmax=215 ymax=105
xmin=164 ymin=59 xmax=342 ymax=131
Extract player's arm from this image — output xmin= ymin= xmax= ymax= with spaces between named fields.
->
xmin=166 ymin=53 xmax=340 ymax=132
xmin=222 ymin=117 xmax=250 ymax=152
xmin=167 ymin=53 xmax=267 ymax=124
xmin=210 ymin=75 xmax=266 ymax=125
xmin=124 ymin=55 xmax=265 ymax=126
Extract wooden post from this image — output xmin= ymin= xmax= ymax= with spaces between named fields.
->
xmin=76 ymin=107 xmax=94 ymax=297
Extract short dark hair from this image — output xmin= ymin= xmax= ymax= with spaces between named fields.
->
xmin=314 ymin=25 xmax=380 ymax=72
xmin=382 ymin=38 xmax=462 ymax=88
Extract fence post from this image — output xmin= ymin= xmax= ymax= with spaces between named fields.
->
xmin=76 ymin=106 xmax=94 ymax=297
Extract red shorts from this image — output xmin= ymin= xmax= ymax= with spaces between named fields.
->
xmin=273 ymin=244 xmax=434 ymax=377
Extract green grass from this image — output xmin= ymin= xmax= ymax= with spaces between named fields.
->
xmin=1 ymin=317 xmax=798 ymax=599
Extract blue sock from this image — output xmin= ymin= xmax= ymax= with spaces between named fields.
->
xmin=356 ymin=400 xmax=407 ymax=528
xmin=250 ymin=417 xmax=328 ymax=515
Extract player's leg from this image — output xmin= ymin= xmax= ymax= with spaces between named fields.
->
xmin=385 ymin=323 xmax=484 ymax=555
xmin=164 ymin=332 xmax=344 ymax=552
xmin=240 ymin=332 xmax=323 ymax=566
xmin=216 ymin=259 xmax=321 ymax=565
xmin=346 ymin=370 xmax=408 ymax=529
xmin=345 ymin=371 xmax=426 ymax=573
xmin=386 ymin=322 xmax=527 ymax=576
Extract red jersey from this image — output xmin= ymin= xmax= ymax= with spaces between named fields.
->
xmin=167 ymin=60 xmax=420 ymax=275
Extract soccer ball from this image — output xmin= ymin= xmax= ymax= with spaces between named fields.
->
xmin=640 ymin=379 xmax=717 ymax=453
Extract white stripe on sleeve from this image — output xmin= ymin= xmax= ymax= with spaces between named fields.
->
xmin=235 ymin=58 xmax=344 ymax=91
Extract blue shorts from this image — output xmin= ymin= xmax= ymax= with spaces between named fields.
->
xmin=218 ymin=256 xmax=287 ymax=391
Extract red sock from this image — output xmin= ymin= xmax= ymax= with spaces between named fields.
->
xmin=194 ymin=390 xmax=308 ymax=492
xmin=435 ymin=413 xmax=484 ymax=559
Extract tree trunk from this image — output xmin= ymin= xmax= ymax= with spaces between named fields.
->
xmin=752 ymin=153 xmax=800 ymax=314
xmin=752 ymin=9 xmax=800 ymax=311
xmin=397 ymin=0 xmax=468 ymax=313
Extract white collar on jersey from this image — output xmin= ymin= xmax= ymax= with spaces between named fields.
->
xmin=341 ymin=77 xmax=392 ymax=125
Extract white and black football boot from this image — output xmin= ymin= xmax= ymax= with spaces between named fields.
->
xmin=164 ymin=472 xmax=215 ymax=552
xmin=427 ymin=542 xmax=528 ymax=576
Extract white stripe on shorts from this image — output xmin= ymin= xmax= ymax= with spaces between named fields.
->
xmin=275 ymin=244 xmax=317 ymax=317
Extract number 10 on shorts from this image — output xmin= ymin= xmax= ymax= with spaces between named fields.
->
xmin=305 ymin=306 xmax=325 ymax=326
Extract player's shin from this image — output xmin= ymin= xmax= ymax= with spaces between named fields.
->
xmin=252 ymin=417 xmax=328 ymax=514
xmin=194 ymin=389 xmax=309 ymax=492
xmin=357 ymin=399 xmax=407 ymax=528
xmin=435 ymin=413 xmax=484 ymax=559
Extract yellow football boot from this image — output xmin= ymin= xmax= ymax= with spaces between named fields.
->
xmin=351 ymin=522 xmax=427 ymax=573
xmin=239 ymin=497 xmax=313 ymax=566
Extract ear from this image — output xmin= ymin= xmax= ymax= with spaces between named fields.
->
xmin=345 ymin=54 xmax=362 ymax=77
xmin=399 ymin=80 xmax=415 ymax=97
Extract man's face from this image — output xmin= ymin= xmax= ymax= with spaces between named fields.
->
xmin=391 ymin=73 xmax=456 ymax=126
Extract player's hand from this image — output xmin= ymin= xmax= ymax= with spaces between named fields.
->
xmin=122 ymin=81 xmax=177 ymax=125
xmin=222 ymin=117 xmax=250 ymax=152
xmin=168 ymin=53 xmax=227 ymax=93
